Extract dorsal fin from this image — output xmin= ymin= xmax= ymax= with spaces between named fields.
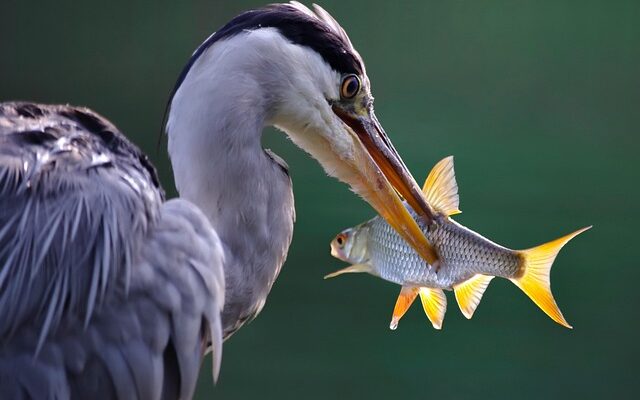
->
xmin=422 ymin=156 xmax=461 ymax=216
xmin=453 ymin=274 xmax=495 ymax=319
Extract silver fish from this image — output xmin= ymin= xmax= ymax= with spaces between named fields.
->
xmin=327 ymin=156 xmax=590 ymax=330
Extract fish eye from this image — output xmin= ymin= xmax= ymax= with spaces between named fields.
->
xmin=336 ymin=233 xmax=347 ymax=248
xmin=340 ymin=75 xmax=360 ymax=100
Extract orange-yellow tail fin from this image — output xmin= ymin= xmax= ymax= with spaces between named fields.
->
xmin=511 ymin=226 xmax=591 ymax=329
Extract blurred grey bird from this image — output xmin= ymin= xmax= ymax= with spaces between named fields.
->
xmin=0 ymin=2 xmax=440 ymax=399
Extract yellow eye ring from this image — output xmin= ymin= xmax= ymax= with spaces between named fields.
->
xmin=340 ymin=75 xmax=360 ymax=99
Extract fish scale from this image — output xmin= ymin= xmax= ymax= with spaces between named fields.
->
xmin=365 ymin=207 xmax=522 ymax=289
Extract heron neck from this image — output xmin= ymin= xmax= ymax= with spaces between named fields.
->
xmin=167 ymin=80 xmax=294 ymax=337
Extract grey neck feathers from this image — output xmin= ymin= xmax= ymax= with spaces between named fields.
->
xmin=167 ymin=68 xmax=294 ymax=337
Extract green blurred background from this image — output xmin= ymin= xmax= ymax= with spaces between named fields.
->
xmin=2 ymin=0 xmax=638 ymax=398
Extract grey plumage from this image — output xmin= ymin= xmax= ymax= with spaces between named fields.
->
xmin=2 ymin=2 xmax=427 ymax=398
xmin=0 ymin=102 xmax=224 ymax=399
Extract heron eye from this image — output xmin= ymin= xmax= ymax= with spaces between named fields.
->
xmin=340 ymin=75 xmax=360 ymax=99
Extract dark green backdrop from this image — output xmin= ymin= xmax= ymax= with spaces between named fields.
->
xmin=2 ymin=1 xmax=638 ymax=398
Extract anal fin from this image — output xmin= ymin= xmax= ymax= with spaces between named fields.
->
xmin=453 ymin=274 xmax=495 ymax=319
xmin=390 ymin=286 xmax=419 ymax=330
xmin=418 ymin=288 xmax=447 ymax=329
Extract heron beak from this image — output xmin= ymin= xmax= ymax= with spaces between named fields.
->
xmin=332 ymin=104 xmax=439 ymax=265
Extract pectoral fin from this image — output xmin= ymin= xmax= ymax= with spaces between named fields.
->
xmin=418 ymin=288 xmax=447 ymax=329
xmin=324 ymin=264 xmax=372 ymax=279
xmin=422 ymin=156 xmax=461 ymax=216
xmin=389 ymin=286 xmax=419 ymax=330
xmin=453 ymin=275 xmax=495 ymax=319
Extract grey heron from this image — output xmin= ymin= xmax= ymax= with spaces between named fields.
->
xmin=0 ymin=2 xmax=438 ymax=399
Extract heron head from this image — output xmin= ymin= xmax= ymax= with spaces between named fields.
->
xmin=167 ymin=2 xmax=437 ymax=263
xmin=265 ymin=3 xmax=437 ymax=262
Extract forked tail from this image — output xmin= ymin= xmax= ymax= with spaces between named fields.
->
xmin=511 ymin=226 xmax=592 ymax=328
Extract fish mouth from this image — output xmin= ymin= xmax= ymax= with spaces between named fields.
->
xmin=329 ymin=243 xmax=347 ymax=261
xmin=332 ymin=103 xmax=438 ymax=265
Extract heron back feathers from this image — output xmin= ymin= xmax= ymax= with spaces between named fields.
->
xmin=0 ymin=102 xmax=163 ymax=350
xmin=0 ymin=102 xmax=225 ymax=399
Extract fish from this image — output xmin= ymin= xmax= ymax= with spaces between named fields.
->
xmin=326 ymin=156 xmax=590 ymax=330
